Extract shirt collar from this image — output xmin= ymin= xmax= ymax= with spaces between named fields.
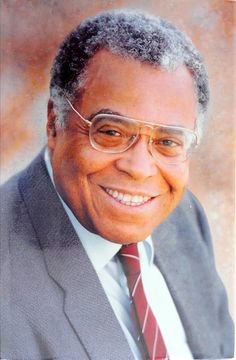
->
xmin=44 ymin=148 xmax=154 ymax=272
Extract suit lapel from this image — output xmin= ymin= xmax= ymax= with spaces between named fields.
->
xmin=152 ymin=205 xmax=217 ymax=358
xmin=18 ymin=152 xmax=221 ymax=359
xmin=18 ymin=152 xmax=134 ymax=360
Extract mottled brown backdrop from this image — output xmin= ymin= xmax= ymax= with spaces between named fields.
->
xmin=1 ymin=0 xmax=235 ymax=316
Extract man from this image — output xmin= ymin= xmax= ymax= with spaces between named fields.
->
xmin=0 ymin=9 xmax=234 ymax=360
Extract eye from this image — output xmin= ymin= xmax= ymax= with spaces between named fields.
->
xmin=158 ymin=138 xmax=181 ymax=147
xmin=98 ymin=128 xmax=121 ymax=137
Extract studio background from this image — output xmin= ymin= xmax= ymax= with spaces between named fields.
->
xmin=1 ymin=0 xmax=235 ymax=317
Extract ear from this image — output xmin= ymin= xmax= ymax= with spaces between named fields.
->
xmin=47 ymin=99 xmax=57 ymax=151
xmin=47 ymin=99 xmax=57 ymax=136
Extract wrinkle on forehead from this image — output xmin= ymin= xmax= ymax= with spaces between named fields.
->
xmin=77 ymin=49 xmax=197 ymax=129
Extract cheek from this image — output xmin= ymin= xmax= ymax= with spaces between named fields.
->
xmin=53 ymin=134 xmax=92 ymax=174
xmin=55 ymin=138 xmax=116 ymax=184
xmin=159 ymin=161 xmax=190 ymax=191
xmin=75 ymin=146 xmax=114 ymax=176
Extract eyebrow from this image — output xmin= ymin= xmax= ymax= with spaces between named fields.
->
xmin=86 ymin=108 xmax=193 ymax=134
xmin=157 ymin=127 xmax=186 ymax=135
xmin=87 ymin=108 xmax=124 ymax=121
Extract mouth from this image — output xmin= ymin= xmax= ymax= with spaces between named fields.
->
xmin=102 ymin=187 xmax=154 ymax=207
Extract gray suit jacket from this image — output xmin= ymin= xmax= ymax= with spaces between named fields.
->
xmin=0 ymin=151 xmax=234 ymax=359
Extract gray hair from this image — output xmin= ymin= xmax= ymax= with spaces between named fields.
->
xmin=50 ymin=9 xmax=209 ymax=137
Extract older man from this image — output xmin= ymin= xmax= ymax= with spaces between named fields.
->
xmin=0 ymin=9 xmax=234 ymax=360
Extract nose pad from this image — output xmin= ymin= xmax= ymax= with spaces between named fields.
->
xmin=147 ymin=136 xmax=154 ymax=150
xmin=147 ymin=136 xmax=158 ymax=162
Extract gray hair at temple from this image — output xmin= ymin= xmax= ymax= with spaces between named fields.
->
xmin=50 ymin=9 xmax=210 ymax=138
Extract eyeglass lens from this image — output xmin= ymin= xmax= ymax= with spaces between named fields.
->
xmin=90 ymin=115 xmax=195 ymax=164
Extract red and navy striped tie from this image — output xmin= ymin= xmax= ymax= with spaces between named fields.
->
xmin=118 ymin=243 xmax=169 ymax=360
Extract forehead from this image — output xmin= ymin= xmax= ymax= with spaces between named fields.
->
xmin=77 ymin=49 xmax=197 ymax=129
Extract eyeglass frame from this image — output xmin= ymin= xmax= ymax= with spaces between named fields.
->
xmin=65 ymin=98 xmax=199 ymax=162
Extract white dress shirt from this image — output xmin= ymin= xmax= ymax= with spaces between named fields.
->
xmin=44 ymin=148 xmax=193 ymax=360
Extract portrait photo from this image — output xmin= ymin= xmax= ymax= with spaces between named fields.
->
xmin=1 ymin=1 xmax=234 ymax=359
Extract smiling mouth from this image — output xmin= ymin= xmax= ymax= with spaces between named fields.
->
xmin=103 ymin=187 xmax=154 ymax=207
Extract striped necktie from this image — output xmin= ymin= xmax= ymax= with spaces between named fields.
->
xmin=118 ymin=243 xmax=169 ymax=360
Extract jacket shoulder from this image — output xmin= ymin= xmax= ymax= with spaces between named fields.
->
xmin=158 ymin=189 xmax=213 ymax=253
xmin=0 ymin=151 xmax=46 ymax=240
xmin=178 ymin=190 xmax=212 ymax=240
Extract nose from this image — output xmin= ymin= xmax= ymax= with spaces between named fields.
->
xmin=115 ymin=136 xmax=158 ymax=180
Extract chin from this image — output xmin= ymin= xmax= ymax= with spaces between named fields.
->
xmin=97 ymin=223 xmax=156 ymax=245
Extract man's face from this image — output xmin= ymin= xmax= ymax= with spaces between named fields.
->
xmin=48 ymin=50 xmax=197 ymax=244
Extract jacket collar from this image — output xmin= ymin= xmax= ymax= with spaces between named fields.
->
xmin=18 ymin=150 xmax=222 ymax=359
xmin=19 ymin=150 xmax=134 ymax=360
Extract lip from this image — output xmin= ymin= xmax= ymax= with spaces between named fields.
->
xmin=99 ymin=185 xmax=162 ymax=211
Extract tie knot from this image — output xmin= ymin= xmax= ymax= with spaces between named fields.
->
xmin=118 ymin=243 xmax=141 ymax=275
xmin=119 ymin=243 xmax=139 ymax=257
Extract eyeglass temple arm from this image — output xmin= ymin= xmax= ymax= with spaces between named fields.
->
xmin=66 ymin=98 xmax=91 ymax=125
xmin=66 ymin=97 xmax=199 ymax=146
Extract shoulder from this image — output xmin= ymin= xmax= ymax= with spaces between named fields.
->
xmin=152 ymin=188 xmax=217 ymax=276
xmin=172 ymin=189 xmax=209 ymax=227
xmin=153 ymin=190 xmax=234 ymax=358
xmin=1 ymin=151 xmax=42 ymax=201
xmin=176 ymin=189 xmax=212 ymax=240
xmin=0 ymin=150 xmax=48 ymax=236
xmin=0 ymin=170 xmax=24 ymax=233
xmin=155 ymin=189 xmax=213 ymax=249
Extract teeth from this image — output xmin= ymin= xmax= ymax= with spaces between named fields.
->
xmin=117 ymin=193 xmax=123 ymax=201
xmin=105 ymin=188 xmax=151 ymax=206
xmin=123 ymin=194 xmax=131 ymax=202
xmin=113 ymin=190 xmax=118 ymax=198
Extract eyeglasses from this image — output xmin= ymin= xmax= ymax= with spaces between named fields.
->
xmin=66 ymin=98 xmax=199 ymax=165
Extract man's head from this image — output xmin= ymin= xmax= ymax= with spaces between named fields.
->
xmin=50 ymin=9 xmax=209 ymax=135
xmin=47 ymin=9 xmax=209 ymax=244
